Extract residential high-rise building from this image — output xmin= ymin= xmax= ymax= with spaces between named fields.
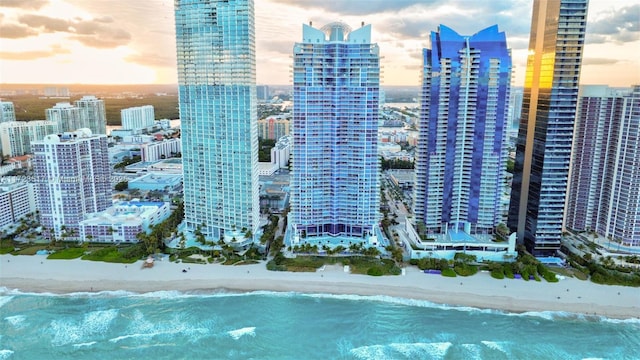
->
xmin=174 ymin=0 xmax=259 ymax=243
xmin=508 ymin=0 xmax=589 ymax=256
xmin=0 ymin=183 xmax=37 ymax=229
xmin=1 ymin=101 xmax=16 ymax=123
xmin=31 ymin=129 xmax=111 ymax=239
xmin=45 ymin=102 xmax=84 ymax=133
xmin=291 ymin=21 xmax=380 ymax=240
xmin=0 ymin=120 xmax=59 ymax=157
xmin=256 ymin=85 xmax=270 ymax=101
xmin=413 ymin=25 xmax=512 ymax=235
xmin=121 ymin=105 xmax=155 ymax=134
xmin=75 ymin=95 xmax=107 ymax=135
xmin=258 ymin=116 xmax=290 ymax=140
xmin=567 ymin=85 xmax=640 ymax=246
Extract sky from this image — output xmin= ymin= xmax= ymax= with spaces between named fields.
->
xmin=0 ymin=0 xmax=638 ymax=87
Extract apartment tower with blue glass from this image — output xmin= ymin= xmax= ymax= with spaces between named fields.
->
xmin=174 ymin=0 xmax=259 ymax=243
xmin=414 ymin=25 xmax=512 ymax=236
xmin=508 ymin=0 xmax=589 ymax=256
xmin=291 ymin=22 xmax=380 ymax=242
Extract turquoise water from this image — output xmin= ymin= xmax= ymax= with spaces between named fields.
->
xmin=1 ymin=288 xmax=638 ymax=359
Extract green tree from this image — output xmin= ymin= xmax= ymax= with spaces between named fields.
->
xmin=115 ymin=180 xmax=129 ymax=191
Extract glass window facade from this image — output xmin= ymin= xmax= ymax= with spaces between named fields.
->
xmin=508 ymin=0 xmax=589 ymax=255
xmin=291 ymin=22 xmax=380 ymax=238
xmin=174 ymin=0 xmax=259 ymax=241
xmin=414 ymin=25 xmax=512 ymax=235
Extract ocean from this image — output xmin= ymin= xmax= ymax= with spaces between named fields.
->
xmin=1 ymin=289 xmax=638 ymax=360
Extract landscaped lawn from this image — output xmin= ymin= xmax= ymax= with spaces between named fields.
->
xmin=47 ymin=247 xmax=86 ymax=259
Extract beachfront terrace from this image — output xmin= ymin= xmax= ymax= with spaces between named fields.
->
xmin=404 ymin=219 xmax=517 ymax=262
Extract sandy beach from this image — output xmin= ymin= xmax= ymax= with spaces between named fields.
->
xmin=1 ymin=254 xmax=638 ymax=319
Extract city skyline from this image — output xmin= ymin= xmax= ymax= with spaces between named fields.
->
xmin=0 ymin=0 xmax=638 ymax=86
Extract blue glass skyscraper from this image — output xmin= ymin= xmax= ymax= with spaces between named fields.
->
xmin=174 ymin=0 xmax=259 ymax=243
xmin=291 ymin=22 xmax=380 ymax=241
xmin=414 ymin=25 xmax=512 ymax=235
xmin=508 ymin=0 xmax=589 ymax=256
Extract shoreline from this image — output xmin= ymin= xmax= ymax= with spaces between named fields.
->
xmin=1 ymin=255 xmax=639 ymax=319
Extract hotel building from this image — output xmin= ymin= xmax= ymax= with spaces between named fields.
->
xmin=413 ymin=25 xmax=512 ymax=236
xmin=566 ymin=85 xmax=640 ymax=247
xmin=31 ymin=129 xmax=111 ymax=239
xmin=174 ymin=0 xmax=259 ymax=243
xmin=508 ymin=0 xmax=589 ymax=256
xmin=290 ymin=21 xmax=380 ymax=241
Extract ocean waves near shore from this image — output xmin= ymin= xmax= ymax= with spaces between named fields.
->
xmin=1 ymin=290 xmax=638 ymax=359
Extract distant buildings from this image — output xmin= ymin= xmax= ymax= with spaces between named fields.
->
xmin=0 ymin=120 xmax=59 ymax=157
xmin=43 ymin=87 xmax=69 ymax=97
xmin=258 ymin=135 xmax=291 ymax=176
xmin=290 ymin=21 xmax=380 ymax=242
xmin=174 ymin=0 xmax=259 ymax=243
xmin=0 ymin=101 xmax=16 ymax=123
xmin=121 ymin=105 xmax=155 ymax=134
xmin=0 ymin=183 xmax=37 ymax=229
xmin=567 ymin=85 xmax=640 ymax=247
xmin=79 ymin=201 xmax=171 ymax=243
xmin=256 ymin=85 xmax=270 ymax=101
xmin=508 ymin=0 xmax=589 ymax=256
xmin=31 ymin=129 xmax=111 ymax=239
xmin=45 ymin=102 xmax=84 ymax=133
xmin=413 ymin=25 xmax=512 ymax=236
xmin=75 ymin=95 xmax=107 ymax=135
xmin=258 ymin=116 xmax=290 ymax=140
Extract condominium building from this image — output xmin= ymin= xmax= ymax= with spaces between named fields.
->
xmin=31 ymin=129 xmax=111 ymax=239
xmin=567 ymin=85 xmax=640 ymax=246
xmin=413 ymin=25 xmax=512 ymax=235
xmin=79 ymin=201 xmax=171 ymax=243
xmin=140 ymin=138 xmax=182 ymax=162
xmin=508 ymin=0 xmax=589 ymax=255
xmin=258 ymin=116 xmax=290 ymax=140
xmin=75 ymin=95 xmax=107 ymax=135
xmin=121 ymin=105 xmax=155 ymax=134
xmin=174 ymin=0 xmax=259 ymax=243
xmin=0 ymin=183 xmax=37 ymax=229
xmin=1 ymin=101 xmax=16 ymax=123
xmin=45 ymin=102 xmax=84 ymax=133
xmin=291 ymin=21 xmax=380 ymax=240
xmin=0 ymin=120 xmax=59 ymax=157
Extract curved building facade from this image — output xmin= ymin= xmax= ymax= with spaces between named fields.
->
xmin=414 ymin=25 xmax=512 ymax=236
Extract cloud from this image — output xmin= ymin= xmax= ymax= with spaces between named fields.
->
xmin=582 ymin=58 xmax=621 ymax=66
xmin=0 ymin=0 xmax=48 ymax=10
xmin=125 ymin=52 xmax=175 ymax=68
xmin=260 ymin=40 xmax=295 ymax=54
xmin=0 ymin=23 xmax=38 ymax=38
xmin=18 ymin=14 xmax=70 ymax=32
xmin=588 ymin=4 xmax=640 ymax=44
xmin=0 ymin=45 xmax=70 ymax=60
xmin=270 ymin=0 xmax=425 ymax=15
xmin=17 ymin=14 xmax=131 ymax=48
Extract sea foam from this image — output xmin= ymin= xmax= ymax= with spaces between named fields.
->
xmin=0 ymin=349 xmax=14 ymax=360
xmin=228 ymin=327 xmax=256 ymax=340
xmin=350 ymin=342 xmax=452 ymax=360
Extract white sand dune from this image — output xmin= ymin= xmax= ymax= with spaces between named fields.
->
xmin=1 ymin=255 xmax=638 ymax=319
